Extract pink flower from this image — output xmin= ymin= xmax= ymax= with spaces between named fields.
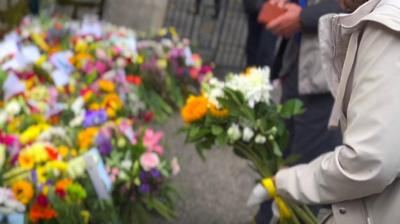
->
xmin=118 ymin=119 xmax=137 ymax=144
xmin=95 ymin=61 xmax=107 ymax=74
xmin=143 ymin=129 xmax=164 ymax=155
xmin=171 ymin=157 xmax=180 ymax=176
xmin=140 ymin=152 xmax=160 ymax=171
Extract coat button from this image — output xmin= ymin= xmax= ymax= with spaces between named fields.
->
xmin=339 ymin=208 xmax=347 ymax=215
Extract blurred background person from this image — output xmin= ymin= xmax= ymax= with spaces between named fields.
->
xmin=243 ymin=0 xmax=277 ymax=67
xmin=255 ymin=0 xmax=344 ymax=223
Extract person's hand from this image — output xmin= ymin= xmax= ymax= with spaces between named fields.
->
xmin=246 ymin=178 xmax=275 ymax=206
xmin=269 ymin=0 xmax=288 ymax=8
xmin=267 ymin=3 xmax=302 ymax=39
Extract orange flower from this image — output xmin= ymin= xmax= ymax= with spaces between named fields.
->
xmin=181 ymin=95 xmax=208 ymax=123
xmin=98 ymin=80 xmax=115 ymax=92
xmin=55 ymin=179 xmax=73 ymax=191
xmin=77 ymin=127 xmax=99 ymax=151
xmin=209 ymin=104 xmax=229 ymax=118
xmin=12 ymin=180 xmax=34 ymax=205
xmin=29 ymin=202 xmax=57 ymax=223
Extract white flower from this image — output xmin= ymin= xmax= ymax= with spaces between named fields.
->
xmin=69 ymin=112 xmax=85 ymax=127
xmin=255 ymin=135 xmax=267 ymax=144
xmin=0 ymin=112 xmax=7 ymax=126
xmin=171 ymin=157 xmax=180 ymax=176
xmin=5 ymin=101 xmax=21 ymax=116
xmin=226 ymin=67 xmax=273 ymax=108
xmin=71 ymin=97 xmax=84 ymax=115
xmin=227 ymin=124 xmax=241 ymax=142
xmin=121 ymin=160 xmax=132 ymax=169
xmin=242 ymin=127 xmax=255 ymax=142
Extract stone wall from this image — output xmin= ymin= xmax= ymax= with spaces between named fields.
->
xmin=103 ymin=0 xmax=168 ymax=33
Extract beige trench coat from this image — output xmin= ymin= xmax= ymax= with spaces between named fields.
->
xmin=275 ymin=0 xmax=400 ymax=223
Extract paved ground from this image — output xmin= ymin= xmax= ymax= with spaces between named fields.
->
xmin=154 ymin=115 xmax=259 ymax=224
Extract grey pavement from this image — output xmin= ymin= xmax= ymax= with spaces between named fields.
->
xmin=154 ymin=115 xmax=259 ymax=224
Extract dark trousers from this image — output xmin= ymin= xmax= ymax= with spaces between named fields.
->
xmin=245 ymin=12 xmax=276 ymax=67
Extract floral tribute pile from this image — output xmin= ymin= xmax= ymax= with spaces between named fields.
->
xmin=181 ymin=68 xmax=318 ymax=224
xmin=0 ymin=15 xmax=210 ymax=223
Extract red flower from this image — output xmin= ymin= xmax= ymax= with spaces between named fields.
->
xmin=126 ymin=75 xmax=142 ymax=86
xmin=36 ymin=194 xmax=49 ymax=207
xmin=45 ymin=146 xmax=58 ymax=160
xmin=55 ymin=188 xmax=66 ymax=199
xmin=144 ymin=111 xmax=154 ymax=123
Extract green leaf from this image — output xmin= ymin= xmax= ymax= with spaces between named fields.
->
xmin=211 ymin=125 xmax=223 ymax=136
xmin=272 ymin=141 xmax=283 ymax=157
xmin=280 ymin=99 xmax=305 ymax=118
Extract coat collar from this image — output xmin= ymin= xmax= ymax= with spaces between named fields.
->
xmin=319 ymin=0 xmax=400 ymax=128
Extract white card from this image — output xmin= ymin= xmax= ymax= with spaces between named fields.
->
xmin=50 ymin=51 xmax=74 ymax=75
xmin=246 ymin=183 xmax=269 ymax=207
xmin=0 ymin=41 xmax=18 ymax=61
xmin=51 ymin=69 xmax=70 ymax=87
xmin=3 ymin=74 xmax=25 ymax=100
xmin=21 ymin=45 xmax=41 ymax=63
xmin=184 ymin=47 xmax=194 ymax=66
xmin=79 ymin=22 xmax=102 ymax=37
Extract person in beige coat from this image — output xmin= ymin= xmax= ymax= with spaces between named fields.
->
xmin=273 ymin=0 xmax=400 ymax=223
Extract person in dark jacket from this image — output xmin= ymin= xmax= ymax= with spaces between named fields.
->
xmin=242 ymin=0 xmax=277 ymax=67
xmin=255 ymin=0 xmax=344 ymax=223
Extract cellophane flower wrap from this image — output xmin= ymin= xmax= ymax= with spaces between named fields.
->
xmin=0 ymin=16 xmax=184 ymax=224
xmin=181 ymin=67 xmax=318 ymax=224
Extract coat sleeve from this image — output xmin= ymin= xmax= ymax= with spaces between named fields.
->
xmin=300 ymin=1 xmax=343 ymax=33
xmin=275 ymin=22 xmax=400 ymax=204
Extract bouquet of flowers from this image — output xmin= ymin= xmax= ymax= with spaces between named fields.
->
xmin=180 ymin=67 xmax=317 ymax=224
xmin=0 ymin=15 xmax=181 ymax=223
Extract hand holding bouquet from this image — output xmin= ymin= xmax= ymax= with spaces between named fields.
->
xmin=181 ymin=67 xmax=317 ymax=224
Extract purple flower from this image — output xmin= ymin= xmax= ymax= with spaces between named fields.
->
xmin=96 ymin=131 xmax=113 ymax=156
xmin=139 ymin=183 xmax=151 ymax=194
xmin=150 ymin=169 xmax=162 ymax=179
xmin=83 ymin=110 xmax=108 ymax=127
xmin=139 ymin=171 xmax=148 ymax=182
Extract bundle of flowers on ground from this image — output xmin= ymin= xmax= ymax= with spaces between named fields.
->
xmin=180 ymin=67 xmax=318 ymax=224
xmin=0 ymin=16 xmax=181 ymax=223
xmin=126 ymin=27 xmax=213 ymax=122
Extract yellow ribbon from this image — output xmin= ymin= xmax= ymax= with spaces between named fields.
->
xmin=262 ymin=178 xmax=292 ymax=219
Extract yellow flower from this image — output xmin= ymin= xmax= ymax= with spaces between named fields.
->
xmin=36 ymin=166 xmax=48 ymax=184
xmin=58 ymin=146 xmax=69 ymax=158
xmin=20 ymin=124 xmax=50 ymax=145
xmin=18 ymin=153 xmax=35 ymax=169
xmin=75 ymin=39 xmax=88 ymax=53
xmin=209 ymin=104 xmax=229 ymax=118
xmin=98 ymin=80 xmax=115 ymax=93
xmin=89 ymin=103 xmax=101 ymax=111
xmin=181 ymin=95 xmax=209 ymax=123
xmin=157 ymin=59 xmax=167 ymax=69
xmin=7 ymin=117 xmax=22 ymax=133
xmin=71 ymin=149 xmax=78 ymax=157
xmin=46 ymin=161 xmax=68 ymax=173
xmin=106 ymin=108 xmax=116 ymax=118
xmin=78 ymin=128 xmax=99 ymax=151
xmin=244 ymin=67 xmax=256 ymax=76
xmin=102 ymin=94 xmax=122 ymax=111
xmin=11 ymin=180 xmax=34 ymax=205
xmin=81 ymin=210 xmax=90 ymax=224
xmin=32 ymin=33 xmax=49 ymax=51
xmin=21 ymin=143 xmax=49 ymax=164
xmin=136 ymin=55 xmax=144 ymax=64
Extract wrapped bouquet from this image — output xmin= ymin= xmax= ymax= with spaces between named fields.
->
xmin=180 ymin=67 xmax=317 ymax=224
